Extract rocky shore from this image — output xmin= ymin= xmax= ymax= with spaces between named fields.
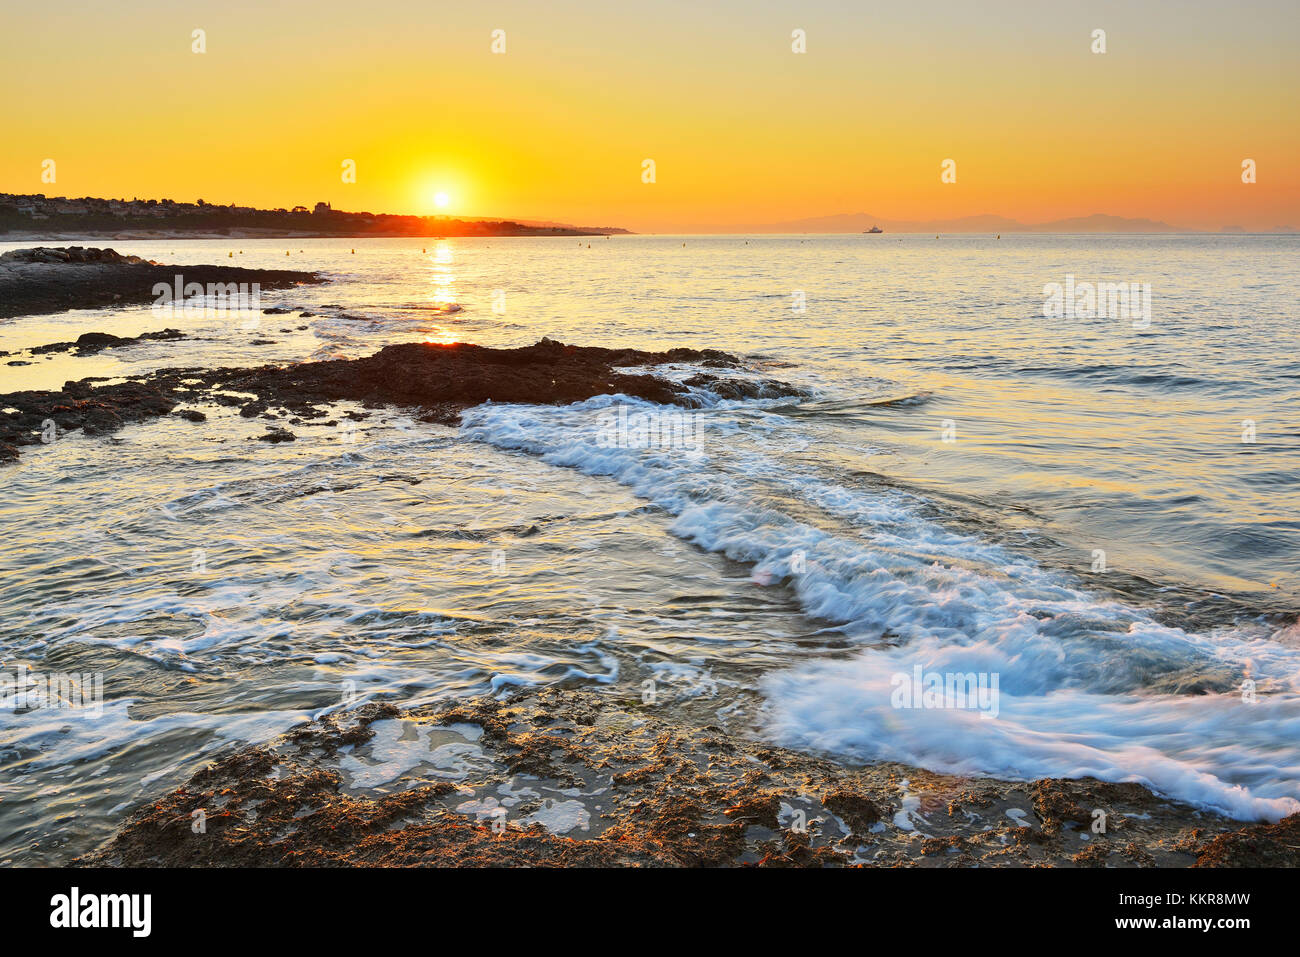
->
xmin=77 ymin=688 xmax=1300 ymax=867
xmin=15 ymin=250 xmax=1293 ymax=870
xmin=0 ymin=337 xmax=803 ymax=463
xmin=0 ymin=246 xmax=323 ymax=320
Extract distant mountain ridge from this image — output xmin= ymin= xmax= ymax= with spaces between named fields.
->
xmin=727 ymin=212 xmax=1296 ymax=234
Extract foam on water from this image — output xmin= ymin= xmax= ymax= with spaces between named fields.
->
xmin=461 ymin=393 xmax=1300 ymax=820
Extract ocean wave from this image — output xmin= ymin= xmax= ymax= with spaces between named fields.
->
xmin=459 ymin=393 xmax=1300 ymax=820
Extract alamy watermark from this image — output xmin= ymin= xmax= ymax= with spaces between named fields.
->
xmin=1043 ymin=275 xmax=1151 ymax=329
xmin=595 ymin=405 xmax=704 ymax=450
xmin=890 ymin=665 xmax=999 ymax=719
xmin=1 ymin=665 xmax=104 ymax=718
xmin=152 ymin=274 xmax=262 ymax=320
xmin=49 ymin=887 xmax=150 ymax=937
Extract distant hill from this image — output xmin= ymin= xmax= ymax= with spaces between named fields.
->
xmin=514 ymin=218 xmax=633 ymax=235
xmin=0 ymin=193 xmax=630 ymax=238
xmin=739 ymin=212 xmax=1298 ymax=234
xmin=733 ymin=211 xmax=1185 ymax=233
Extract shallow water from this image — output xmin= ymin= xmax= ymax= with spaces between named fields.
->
xmin=1 ymin=234 xmax=1297 ymax=861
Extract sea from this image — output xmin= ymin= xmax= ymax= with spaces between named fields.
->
xmin=1 ymin=233 xmax=1297 ymax=863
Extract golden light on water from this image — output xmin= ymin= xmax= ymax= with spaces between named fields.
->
xmin=425 ymin=240 xmax=456 ymax=313
xmin=423 ymin=327 xmax=458 ymax=345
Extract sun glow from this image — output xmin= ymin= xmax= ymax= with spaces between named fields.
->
xmin=423 ymin=328 xmax=459 ymax=345
xmin=433 ymin=191 xmax=450 ymax=210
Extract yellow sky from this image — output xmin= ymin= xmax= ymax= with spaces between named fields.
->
xmin=2 ymin=1 xmax=1297 ymax=231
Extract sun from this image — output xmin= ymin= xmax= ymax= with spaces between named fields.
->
xmin=433 ymin=191 xmax=451 ymax=210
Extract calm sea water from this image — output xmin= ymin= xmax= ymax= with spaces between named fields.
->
xmin=1 ymin=233 xmax=1298 ymax=862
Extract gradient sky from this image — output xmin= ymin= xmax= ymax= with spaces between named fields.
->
xmin=2 ymin=0 xmax=1297 ymax=231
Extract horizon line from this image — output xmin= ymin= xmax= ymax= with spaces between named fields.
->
xmin=2 ymin=191 xmax=1296 ymax=235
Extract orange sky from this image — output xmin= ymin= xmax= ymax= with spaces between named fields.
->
xmin=2 ymin=1 xmax=1297 ymax=232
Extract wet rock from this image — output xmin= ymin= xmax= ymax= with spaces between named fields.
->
xmin=204 ymin=338 xmax=794 ymax=419
xmin=1193 ymin=813 xmax=1300 ymax=867
xmin=0 ymin=246 xmax=150 ymax=265
xmin=80 ymin=405 xmax=124 ymax=435
xmin=76 ymin=688 xmax=1275 ymax=869
xmin=0 ymin=382 xmax=179 ymax=453
xmin=0 ymin=338 xmax=803 ymax=465
xmin=823 ymin=787 xmax=884 ymax=836
xmin=256 ymin=428 xmax=296 ymax=443
xmin=29 ymin=328 xmax=185 ymax=356
xmin=0 ymin=247 xmax=324 ymax=320
xmin=683 ymin=373 xmax=800 ymax=401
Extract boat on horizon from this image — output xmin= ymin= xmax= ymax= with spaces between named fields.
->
xmin=863 ymin=225 xmax=883 ymax=233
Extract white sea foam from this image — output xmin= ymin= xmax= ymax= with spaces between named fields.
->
xmin=0 ymin=698 xmax=312 ymax=773
xmin=763 ymin=650 xmax=1300 ymax=821
xmin=337 ymin=719 xmax=491 ymax=788
xmin=519 ymin=799 xmax=591 ymax=834
xmin=460 ymin=394 xmax=1300 ymax=820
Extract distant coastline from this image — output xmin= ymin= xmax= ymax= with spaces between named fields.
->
xmin=689 ymin=212 xmax=1300 ymax=235
xmin=0 ymin=193 xmax=632 ymax=239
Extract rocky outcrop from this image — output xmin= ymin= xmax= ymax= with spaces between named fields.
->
xmin=193 ymin=338 xmax=755 ymax=424
xmin=0 ymin=246 xmax=323 ymax=320
xmin=0 ymin=245 xmax=152 ymax=265
xmin=0 ymin=338 xmax=804 ymax=463
xmin=76 ymin=688 xmax=1289 ymax=868
xmin=28 ymin=329 xmax=185 ymax=355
